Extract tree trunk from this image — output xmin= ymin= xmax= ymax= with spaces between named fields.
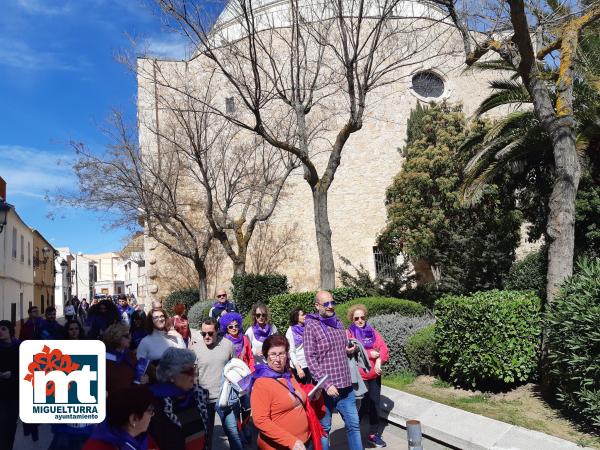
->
xmin=233 ymin=260 xmax=246 ymax=277
xmin=194 ymin=259 xmax=208 ymax=302
xmin=312 ymin=187 xmax=336 ymax=290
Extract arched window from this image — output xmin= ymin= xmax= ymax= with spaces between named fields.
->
xmin=411 ymin=71 xmax=445 ymax=99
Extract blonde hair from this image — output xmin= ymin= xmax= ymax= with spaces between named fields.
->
xmin=346 ymin=304 xmax=368 ymax=323
xmin=103 ymin=323 xmax=130 ymax=350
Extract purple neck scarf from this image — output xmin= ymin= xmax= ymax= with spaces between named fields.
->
xmin=291 ymin=324 xmax=304 ymax=346
xmin=349 ymin=323 xmax=376 ymax=349
xmin=306 ymin=313 xmax=343 ymax=330
xmin=213 ymin=300 xmax=231 ymax=310
xmin=238 ymin=364 xmax=295 ymax=395
xmin=252 ymin=323 xmax=272 ymax=342
xmin=225 ymin=333 xmax=244 ymax=356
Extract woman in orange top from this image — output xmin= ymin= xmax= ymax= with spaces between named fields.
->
xmin=249 ymin=335 xmax=311 ymax=450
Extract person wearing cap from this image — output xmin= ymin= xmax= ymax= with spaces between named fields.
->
xmin=149 ymin=347 xmax=209 ymax=450
xmin=0 ymin=320 xmax=19 ymax=450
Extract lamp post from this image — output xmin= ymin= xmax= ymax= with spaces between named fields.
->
xmin=0 ymin=201 xmax=11 ymax=234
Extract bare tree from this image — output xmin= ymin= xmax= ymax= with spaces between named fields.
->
xmin=149 ymin=0 xmax=454 ymax=289
xmin=139 ymin=61 xmax=299 ymax=276
xmin=247 ymin=222 xmax=302 ymax=275
xmin=433 ymin=0 xmax=600 ymax=301
xmin=58 ymin=111 xmax=214 ymax=301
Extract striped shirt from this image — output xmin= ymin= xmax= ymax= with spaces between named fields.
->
xmin=304 ymin=315 xmax=352 ymax=390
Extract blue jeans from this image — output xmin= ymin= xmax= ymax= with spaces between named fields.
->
xmin=320 ymin=386 xmax=363 ymax=450
xmin=216 ymin=403 xmax=244 ymax=450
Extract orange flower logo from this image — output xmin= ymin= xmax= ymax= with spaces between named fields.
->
xmin=23 ymin=345 xmax=80 ymax=396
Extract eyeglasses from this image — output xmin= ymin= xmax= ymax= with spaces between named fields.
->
xmin=353 ymin=316 xmax=366 ymax=321
xmin=227 ymin=324 xmax=239 ymax=330
xmin=217 ymin=294 xmax=227 ymax=298
xmin=255 ymin=313 xmax=267 ymax=318
xmin=267 ymin=352 xmax=287 ymax=361
xmin=152 ymin=315 xmax=166 ymax=321
xmin=201 ymin=331 xmax=215 ymax=337
xmin=320 ymin=301 xmax=336 ymax=308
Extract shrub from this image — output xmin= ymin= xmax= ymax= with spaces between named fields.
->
xmin=504 ymin=248 xmax=547 ymax=299
xmin=405 ymin=324 xmax=436 ymax=375
xmin=232 ymin=273 xmax=289 ymax=316
xmin=163 ymin=288 xmax=200 ymax=316
xmin=187 ymin=300 xmax=213 ymax=329
xmin=268 ymin=287 xmax=366 ymax=332
xmin=547 ymin=258 xmax=600 ymax=428
xmin=435 ymin=290 xmax=541 ymax=389
xmin=335 ymin=297 xmax=427 ymax=326
xmin=369 ymin=314 xmax=435 ymax=375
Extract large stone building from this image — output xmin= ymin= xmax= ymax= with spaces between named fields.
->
xmin=137 ymin=0 xmax=503 ymax=302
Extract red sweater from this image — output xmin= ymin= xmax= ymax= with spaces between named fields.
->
xmin=346 ymin=328 xmax=389 ymax=380
xmin=240 ymin=335 xmax=255 ymax=371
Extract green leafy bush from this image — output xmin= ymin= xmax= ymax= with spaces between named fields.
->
xmin=187 ymin=300 xmax=213 ymax=329
xmin=369 ymin=314 xmax=435 ymax=375
xmin=232 ymin=273 xmax=289 ymax=316
xmin=405 ymin=324 xmax=437 ymax=375
xmin=504 ymin=248 xmax=547 ymax=299
xmin=547 ymin=258 xmax=600 ymax=428
xmin=268 ymin=287 xmax=366 ymax=331
xmin=435 ymin=290 xmax=541 ymax=389
xmin=163 ymin=288 xmax=200 ymax=316
xmin=335 ymin=297 xmax=427 ymax=326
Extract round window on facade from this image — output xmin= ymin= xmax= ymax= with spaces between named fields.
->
xmin=411 ymin=71 xmax=445 ymax=99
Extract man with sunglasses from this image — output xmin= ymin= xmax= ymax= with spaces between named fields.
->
xmin=191 ymin=318 xmax=244 ymax=450
xmin=209 ymin=288 xmax=239 ymax=324
xmin=304 ymin=290 xmax=363 ymax=450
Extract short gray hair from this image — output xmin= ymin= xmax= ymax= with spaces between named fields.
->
xmin=156 ymin=347 xmax=196 ymax=382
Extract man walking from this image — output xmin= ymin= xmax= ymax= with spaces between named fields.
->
xmin=305 ymin=290 xmax=363 ymax=450
xmin=191 ymin=318 xmax=244 ymax=450
xmin=116 ymin=294 xmax=134 ymax=326
xmin=209 ymin=288 xmax=238 ymax=323
xmin=19 ymin=305 xmax=43 ymax=341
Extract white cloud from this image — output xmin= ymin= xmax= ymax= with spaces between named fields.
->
xmin=142 ymin=35 xmax=193 ymax=60
xmin=16 ymin=0 xmax=73 ymax=16
xmin=0 ymin=38 xmax=85 ymax=71
xmin=0 ymin=145 xmax=74 ymax=200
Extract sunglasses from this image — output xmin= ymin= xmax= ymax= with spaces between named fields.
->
xmin=353 ymin=316 xmax=366 ymax=321
xmin=321 ymin=301 xmax=336 ymax=308
xmin=217 ymin=294 xmax=227 ymax=298
xmin=201 ymin=331 xmax=215 ymax=337
xmin=255 ymin=313 xmax=267 ymax=318
xmin=227 ymin=324 xmax=239 ymax=330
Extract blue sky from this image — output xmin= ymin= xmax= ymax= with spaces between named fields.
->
xmin=0 ymin=0 xmax=207 ymax=253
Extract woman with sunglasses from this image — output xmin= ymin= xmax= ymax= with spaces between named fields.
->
xmin=220 ymin=312 xmax=255 ymax=371
xmin=149 ymin=348 xmax=209 ymax=450
xmin=136 ymin=307 xmax=185 ymax=363
xmin=83 ymin=385 xmax=154 ymax=450
xmin=245 ymin=302 xmax=278 ymax=365
xmin=286 ymin=308 xmax=312 ymax=384
xmin=346 ymin=304 xmax=389 ymax=448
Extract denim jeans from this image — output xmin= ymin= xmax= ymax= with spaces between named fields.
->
xmin=206 ymin=402 xmax=244 ymax=450
xmin=320 ymin=386 xmax=363 ymax=450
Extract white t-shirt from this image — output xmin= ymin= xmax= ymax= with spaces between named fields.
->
xmin=245 ymin=324 xmax=278 ymax=365
xmin=285 ymin=326 xmax=307 ymax=369
xmin=136 ymin=329 xmax=185 ymax=362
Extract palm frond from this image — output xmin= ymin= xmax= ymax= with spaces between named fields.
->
xmin=475 ymin=82 xmax=531 ymax=116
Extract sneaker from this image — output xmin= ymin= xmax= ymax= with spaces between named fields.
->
xmin=367 ymin=434 xmax=387 ymax=448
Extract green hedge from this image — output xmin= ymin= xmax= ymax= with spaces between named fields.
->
xmin=547 ymin=258 xmax=600 ymax=428
xmin=268 ymin=287 xmax=366 ymax=331
xmin=232 ymin=273 xmax=289 ymax=316
xmin=435 ymin=290 xmax=541 ymax=389
xmin=335 ymin=297 xmax=427 ymax=326
xmin=504 ymin=248 xmax=547 ymax=299
xmin=405 ymin=324 xmax=436 ymax=375
xmin=163 ymin=288 xmax=200 ymax=316
xmin=188 ymin=300 xmax=213 ymax=329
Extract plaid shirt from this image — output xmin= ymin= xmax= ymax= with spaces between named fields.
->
xmin=304 ymin=315 xmax=352 ymax=390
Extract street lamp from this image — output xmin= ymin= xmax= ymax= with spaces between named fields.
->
xmin=0 ymin=201 xmax=11 ymax=234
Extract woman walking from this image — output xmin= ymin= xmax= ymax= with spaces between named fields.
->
xmin=245 ymin=303 xmax=277 ymax=365
xmin=346 ymin=304 xmax=389 ymax=448
xmin=285 ymin=308 xmax=311 ymax=384
xmin=136 ymin=307 xmax=185 ymax=363
xmin=220 ymin=312 xmax=254 ymax=371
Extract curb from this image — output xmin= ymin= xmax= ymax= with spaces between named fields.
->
xmin=379 ymin=386 xmax=592 ymax=450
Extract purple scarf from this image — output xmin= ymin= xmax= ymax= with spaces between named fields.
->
xmin=306 ymin=313 xmax=343 ymax=330
xmin=212 ymin=300 xmax=231 ymax=311
xmin=238 ymin=364 xmax=295 ymax=394
xmin=225 ymin=333 xmax=245 ymax=357
xmin=349 ymin=323 xmax=376 ymax=349
xmin=252 ymin=323 xmax=272 ymax=342
xmin=89 ymin=422 xmax=148 ymax=450
xmin=291 ymin=324 xmax=304 ymax=346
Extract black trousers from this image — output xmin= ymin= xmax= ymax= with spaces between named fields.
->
xmin=0 ymin=397 xmax=18 ymax=450
xmin=359 ymin=376 xmax=382 ymax=435
xmin=292 ymin=366 xmax=313 ymax=385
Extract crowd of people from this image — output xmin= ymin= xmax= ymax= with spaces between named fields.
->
xmin=0 ymin=289 xmax=389 ymax=450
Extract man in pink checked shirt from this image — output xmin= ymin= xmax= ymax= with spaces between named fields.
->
xmin=304 ymin=290 xmax=364 ymax=450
